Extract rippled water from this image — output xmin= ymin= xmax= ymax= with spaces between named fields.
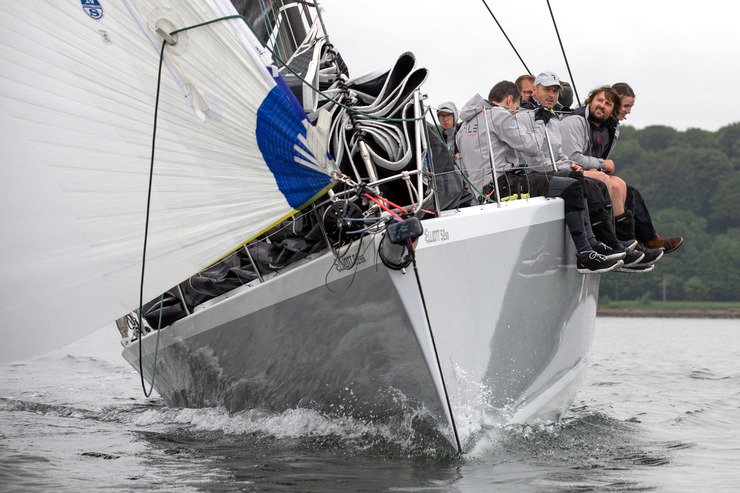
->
xmin=1 ymin=317 xmax=739 ymax=491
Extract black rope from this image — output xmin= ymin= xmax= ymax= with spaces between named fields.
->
xmin=546 ymin=0 xmax=581 ymax=107
xmin=480 ymin=0 xmax=530 ymax=75
xmin=136 ymin=40 xmax=168 ymax=398
xmin=411 ymin=257 xmax=463 ymax=455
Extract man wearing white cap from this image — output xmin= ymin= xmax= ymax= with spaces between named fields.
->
xmin=456 ymin=80 xmax=623 ymax=273
xmin=519 ymin=72 xmax=659 ymax=270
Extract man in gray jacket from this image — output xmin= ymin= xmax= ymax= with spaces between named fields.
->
xmin=517 ymin=72 xmax=579 ymax=173
xmin=456 ymin=80 xmax=622 ymax=274
xmin=436 ymin=101 xmax=460 ymax=158
xmin=560 ymin=85 xmax=683 ymax=254
xmin=521 ymin=73 xmax=660 ymax=271
xmin=455 ymin=83 xmax=543 ymax=194
xmin=559 ymin=86 xmax=628 ymax=213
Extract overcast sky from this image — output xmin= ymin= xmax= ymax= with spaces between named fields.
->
xmin=318 ymin=0 xmax=738 ymax=132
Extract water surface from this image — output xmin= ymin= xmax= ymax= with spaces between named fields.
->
xmin=1 ymin=317 xmax=739 ymax=491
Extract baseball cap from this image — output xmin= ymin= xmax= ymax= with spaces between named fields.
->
xmin=534 ymin=71 xmax=562 ymax=88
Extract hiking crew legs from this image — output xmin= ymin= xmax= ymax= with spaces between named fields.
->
xmin=496 ymin=171 xmax=591 ymax=253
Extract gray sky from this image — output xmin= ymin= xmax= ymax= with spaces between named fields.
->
xmin=318 ymin=0 xmax=738 ymax=132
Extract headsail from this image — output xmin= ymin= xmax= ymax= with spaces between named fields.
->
xmin=0 ymin=0 xmax=335 ymax=362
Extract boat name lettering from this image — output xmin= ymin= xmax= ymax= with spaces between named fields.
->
xmin=335 ymin=255 xmax=366 ymax=272
xmin=424 ymin=229 xmax=449 ymax=243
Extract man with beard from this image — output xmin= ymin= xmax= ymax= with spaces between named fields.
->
xmin=560 ymin=86 xmax=629 ymax=221
xmin=560 ymin=85 xmax=683 ymax=255
xmin=518 ymin=73 xmax=654 ymax=270
xmin=456 ymin=80 xmax=622 ymax=273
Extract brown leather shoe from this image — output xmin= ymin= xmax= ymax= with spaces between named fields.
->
xmin=640 ymin=234 xmax=683 ymax=254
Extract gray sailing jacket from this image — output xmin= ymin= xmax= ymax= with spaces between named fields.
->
xmin=437 ymin=101 xmax=460 ymax=155
xmin=455 ymin=94 xmax=544 ymax=193
xmin=516 ymin=109 xmax=574 ymax=173
xmin=560 ymin=105 xmax=621 ymax=170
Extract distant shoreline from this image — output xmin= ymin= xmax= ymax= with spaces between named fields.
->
xmin=597 ymin=309 xmax=740 ymax=319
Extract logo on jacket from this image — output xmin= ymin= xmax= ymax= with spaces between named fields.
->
xmin=81 ymin=0 xmax=104 ymax=20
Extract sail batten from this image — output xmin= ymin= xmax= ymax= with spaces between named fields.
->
xmin=0 ymin=0 xmax=335 ymax=362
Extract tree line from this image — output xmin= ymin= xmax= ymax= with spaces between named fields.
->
xmin=601 ymin=122 xmax=740 ymax=302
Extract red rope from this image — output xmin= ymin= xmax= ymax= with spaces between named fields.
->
xmin=365 ymin=192 xmax=408 ymax=214
xmin=364 ymin=193 xmax=403 ymax=221
xmin=363 ymin=193 xmax=415 ymax=251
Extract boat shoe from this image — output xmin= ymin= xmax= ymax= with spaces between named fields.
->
xmin=639 ymin=234 xmax=683 ymax=254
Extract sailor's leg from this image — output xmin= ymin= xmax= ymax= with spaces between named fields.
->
xmin=625 ymin=184 xmax=657 ymax=243
xmin=615 ymin=209 xmax=636 ymax=241
xmin=582 ymin=176 xmax=621 ymax=248
xmin=582 ymin=200 xmax=598 ymax=247
xmin=584 ymin=169 xmax=625 ymax=216
xmin=548 ymin=176 xmax=591 ymax=253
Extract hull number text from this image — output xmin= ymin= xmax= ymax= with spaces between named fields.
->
xmin=424 ymin=229 xmax=449 ymax=243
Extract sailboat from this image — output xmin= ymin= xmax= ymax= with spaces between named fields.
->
xmin=0 ymin=0 xmax=599 ymax=452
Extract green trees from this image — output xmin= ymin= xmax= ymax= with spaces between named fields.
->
xmin=601 ymin=122 xmax=740 ymax=302
xmin=718 ymin=122 xmax=740 ymax=158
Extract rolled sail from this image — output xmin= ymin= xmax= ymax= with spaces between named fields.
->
xmin=0 ymin=0 xmax=335 ymax=362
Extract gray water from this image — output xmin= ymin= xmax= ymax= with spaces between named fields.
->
xmin=1 ymin=317 xmax=739 ymax=492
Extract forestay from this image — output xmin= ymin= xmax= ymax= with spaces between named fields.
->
xmin=0 ymin=0 xmax=336 ymax=362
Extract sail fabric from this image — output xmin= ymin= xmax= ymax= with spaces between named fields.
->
xmin=0 ymin=0 xmax=335 ymax=362
xmin=278 ymin=20 xmax=340 ymax=115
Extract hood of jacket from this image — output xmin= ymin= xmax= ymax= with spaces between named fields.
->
xmin=458 ymin=94 xmax=493 ymax=124
xmin=437 ymin=101 xmax=458 ymax=121
xmin=437 ymin=101 xmax=460 ymax=146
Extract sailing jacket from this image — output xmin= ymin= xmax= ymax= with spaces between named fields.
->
xmin=560 ymin=105 xmax=620 ymax=170
xmin=516 ymin=105 xmax=576 ymax=174
xmin=455 ymin=94 xmax=544 ymax=192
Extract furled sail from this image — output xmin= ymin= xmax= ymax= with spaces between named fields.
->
xmin=0 ymin=0 xmax=336 ymax=362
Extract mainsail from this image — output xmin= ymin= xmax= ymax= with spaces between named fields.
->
xmin=0 ymin=0 xmax=336 ymax=362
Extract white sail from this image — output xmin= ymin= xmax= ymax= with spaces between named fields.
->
xmin=0 ymin=0 xmax=335 ymax=362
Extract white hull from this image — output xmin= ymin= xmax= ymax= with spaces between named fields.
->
xmin=122 ymin=197 xmax=599 ymax=450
